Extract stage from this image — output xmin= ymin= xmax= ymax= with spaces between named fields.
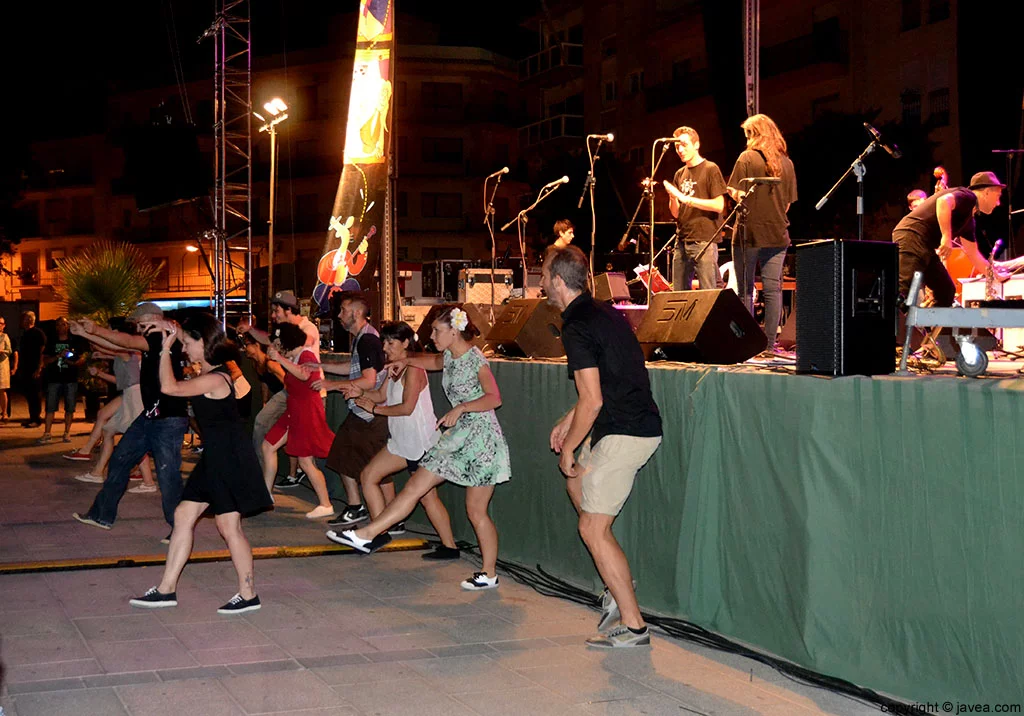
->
xmin=321 ymin=353 xmax=1024 ymax=705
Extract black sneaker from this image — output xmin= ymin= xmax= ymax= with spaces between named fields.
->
xmin=130 ymin=587 xmax=177 ymax=608
xmin=217 ymin=593 xmax=262 ymax=614
xmin=327 ymin=504 xmax=369 ymax=527
xmin=422 ymin=545 xmax=461 ymax=561
xmin=275 ymin=473 xmax=304 ymax=489
xmin=387 ymin=521 xmax=406 ymax=536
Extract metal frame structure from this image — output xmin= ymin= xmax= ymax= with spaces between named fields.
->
xmin=743 ymin=0 xmax=759 ymax=117
xmin=202 ymin=0 xmax=252 ymax=323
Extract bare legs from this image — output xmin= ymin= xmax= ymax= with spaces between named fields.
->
xmin=157 ymin=501 xmax=255 ymax=601
xmin=261 ymin=434 xmax=286 ymax=494
xmin=340 ymin=474 xmax=361 ymax=506
xmin=297 ymin=456 xmax=332 ymax=510
xmin=0 ymin=388 xmax=7 ymax=420
xmin=81 ymin=396 xmax=120 ymax=453
xmin=465 ymin=486 xmax=497 ymax=577
xmin=359 ymin=449 xmax=457 ymax=549
xmin=353 ymin=468 xmax=444 ymax=541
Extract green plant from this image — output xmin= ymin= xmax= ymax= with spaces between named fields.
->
xmin=58 ymin=241 xmax=163 ymax=322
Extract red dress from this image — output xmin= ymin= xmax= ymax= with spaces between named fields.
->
xmin=265 ymin=349 xmax=335 ymax=458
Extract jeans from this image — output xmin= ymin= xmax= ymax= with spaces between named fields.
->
xmin=673 ymin=241 xmax=720 ymax=291
xmin=86 ymin=414 xmax=188 ymax=527
xmin=733 ymin=242 xmax=787 ymax=346
xmin=253 ymin=389 xmax=288 ymax=470
xmin=45 ymin=381 xmax=78 ymax=415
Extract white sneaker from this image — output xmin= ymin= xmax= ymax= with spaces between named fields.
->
xmin=128 ymin=484 xmax=158 ymax=494
xmin=74 ymin=472 xmax=104 ymax=483
xmin=460 ymin=571 xmax=499 ymax=591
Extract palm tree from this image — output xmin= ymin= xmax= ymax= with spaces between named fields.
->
xmin=58 ymin=241 xmax=163 ymax=322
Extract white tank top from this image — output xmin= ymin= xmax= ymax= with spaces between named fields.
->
xmin=385 ymin=368 xmax=440 ymax=461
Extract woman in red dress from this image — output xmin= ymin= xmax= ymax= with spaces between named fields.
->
xmin=263 ymin=323 xmax=336 ymax=519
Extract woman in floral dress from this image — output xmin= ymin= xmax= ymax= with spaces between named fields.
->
xmin=327 ymin=305 xmax=511 ymax=590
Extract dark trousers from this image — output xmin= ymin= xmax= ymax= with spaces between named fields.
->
xmin=86 ymin=414 xmax=188 ymax=527
xmin=16 ymin=373 xmax=42 ymax=421
xmin=894 ymin=230 xmax=956 ymax=307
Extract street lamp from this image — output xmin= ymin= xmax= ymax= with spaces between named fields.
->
xmin=254 ymin=97 xmax=289 ymax=312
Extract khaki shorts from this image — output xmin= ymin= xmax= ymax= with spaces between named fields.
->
xmin=578 ymin=434 xmax=662 ymax=516
xmin=103 ymin=385 xmax=144 ymax=435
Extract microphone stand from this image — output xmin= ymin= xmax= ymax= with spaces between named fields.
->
xmin=992 ymin=148 xmax=1024 ymax=258
xmin=693 ymin=182 xmax=761 ymax=265
xmin=579 ymin=137 xmax=607 ymax=279
xmin=620 ymin=144 xmax=673 ymax=255
xmin=815 ymin=139 xmax=882 ymax=242
xmin=647 ymin=139 xmax=679 ymax=304
xmin=483 ymin=171 xmax=504 ymax=322
xmin=501 ymin=183 xmax=563 ymax=297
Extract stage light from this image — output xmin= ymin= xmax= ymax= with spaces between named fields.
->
xmin=264 ymin=98 xmax=288 ymax=116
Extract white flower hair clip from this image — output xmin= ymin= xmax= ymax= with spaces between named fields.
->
xmin=450 ymin=307 xmax=469 ymax=331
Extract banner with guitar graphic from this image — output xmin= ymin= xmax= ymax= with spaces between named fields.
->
xmin=313 ymin=0 xmax=393 ymax=315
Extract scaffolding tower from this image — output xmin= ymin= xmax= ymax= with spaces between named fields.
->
xmin=201 ymin=0 xmax=252 ymax=322
xmin=744 ymin=0 xmax=760 ymax=117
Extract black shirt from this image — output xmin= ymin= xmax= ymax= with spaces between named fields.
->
xmin=893 ymin=187 xmax=977 ymax=249
xmin=16 ymin=326 xmax=46 ymax=375
xmin=727 ymin=149 xmax=798 ymax=248
xmin=561 ymin=292 xmax=662 ymax=446
xmin=672 ymin=160 xmax=728 ymax=244
xmin=42 ymin=333 xmax=87 ymax=384
xmin=139 ymin=332 xmax=188 ymax=419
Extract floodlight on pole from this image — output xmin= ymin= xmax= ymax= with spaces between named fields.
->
xmin=185 ymin=245 xmax=200 ymax=253
xmin=255 ymin=98 xmax=289 ymax=310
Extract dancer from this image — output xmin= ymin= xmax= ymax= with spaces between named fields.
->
xmin=241 ymin=331 xmax=285 ymax=405
xmin=727 ymin=113 xmax=798 ymax=356
xmin=130 ymin=314 xmax=272 ymax=613
xmin=327 ymin=306 xmax=510 ymax=589
xmin=542 ymin=245 xmax=662 ymax=648
xmin=264 ymin=323 xmax=336 ymax=519
xmin=340 ymin=320 xmax=460 ymax=560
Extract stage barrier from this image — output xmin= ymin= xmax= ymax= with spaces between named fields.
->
xmin=323 ymin=358 xmax=1024 ymax=703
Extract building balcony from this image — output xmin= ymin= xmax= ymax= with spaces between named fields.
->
xmin=762 ymin=28 xmax=849 ymax=78
xmin=518 ymin=114 xmax=584 ymax=148
xmin=644 ymin=71 xmax=713 ymax=114
xmin=518 ymin=43 xmax=584 ymax=84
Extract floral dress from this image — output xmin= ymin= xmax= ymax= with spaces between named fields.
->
xmin=420 ymin=347 xmax=511 ymax=487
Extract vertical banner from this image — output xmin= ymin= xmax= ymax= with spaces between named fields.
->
xmin=313 ymin=0 xmax=394 ymax=316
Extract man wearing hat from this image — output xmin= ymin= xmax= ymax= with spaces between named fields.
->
xmin=892 ymin=171 xmax=1007 ymax=308
xmin=253 ymin=290 xmax=321 ymax=491
xmin=69 ymin=303 xmax=189 ymax=536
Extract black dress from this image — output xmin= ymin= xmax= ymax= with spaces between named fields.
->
xmin=182 ymin=367 xmax=273 ymax=516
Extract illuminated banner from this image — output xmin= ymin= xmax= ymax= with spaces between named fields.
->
xmin=313 ymin=0 xmax=393 ymax=314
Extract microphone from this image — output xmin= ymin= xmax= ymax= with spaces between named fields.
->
xmin=740 ymin=177 xmax=782 ymax=185
xmin=863 ymin=122 xmax=902 ymax=159
xmin=487 ymin=167 xmax=509 ymax=179
xmin=588 ymin=133 xmax=614 ymax=142
xmin=990 ymin=239 xmax=1005 ymax=261
xmin=543 ymin=176 xmax=570 ymax=189
xmin=655 ymin=137 xmax=685 ymax=143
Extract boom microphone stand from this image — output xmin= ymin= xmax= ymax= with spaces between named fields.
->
xmin=483 ymin=167 xmax=508 ymax=322
xmin=647 ymin=137 xmax=682 ymax=304
xmin=579 ymin=134 xmax=612 ymax=278
xmin=619 ymin=143 xmax=674 ymax=254
xmin=501 ymin=177 xmax=569 ymax=296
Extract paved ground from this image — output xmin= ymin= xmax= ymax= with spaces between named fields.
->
xmin=0 ymin=407 xmax=885 ymax=716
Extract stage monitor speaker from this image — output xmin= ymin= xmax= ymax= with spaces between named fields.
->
xmin=415 ymin=303 xmax=495 ymax=353
xmin=594 ymin=272 xmax=631 ymax=303
xmin=486 ymin=299 xmax=564 ymax=358
xmin=636 ymin=290 xmax=767 ymax=363
xmin=795 ymin=239 xmax=897 ymax=376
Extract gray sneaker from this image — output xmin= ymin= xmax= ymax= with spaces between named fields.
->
xmin=596 ymin=580 xmax=637 ymax=632
xmin=585 ymin=624 xmax=650 ymax=649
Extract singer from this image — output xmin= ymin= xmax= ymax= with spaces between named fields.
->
xmin=661 ymin=126 xmax=727 ymax=291
xmin=892 ymin=171 xmax=1006 ymax=308
xmin=726 ymin=114 xmax=798 ymax=357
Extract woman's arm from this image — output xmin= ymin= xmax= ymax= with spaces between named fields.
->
xmin=362 ymin=368 xmax=425 ymax=418
xmin=265 ymin=359 xmax=286 ymax=384
xmin=157 ymin=325 xmax=229 ymax=399
xmin=436 ymin=364 xmax=501 ymax=427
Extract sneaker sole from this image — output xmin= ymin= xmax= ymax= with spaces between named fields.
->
xmin=63 ymin=455 xmax=91 ymax=461
xmin=129 ymin=599 xmax=177 ymax=608
xmin=461 ymin=581 xmax=499 ymax=591
xmin=326 ymin=530 xmax=370 ymax=553
xmin=72 ymin=513 xmax=111 ymax=530
xmin=218 ymin=604 xmax=261 ymax=615
xmin=585 ymin=637 xmax=651 ymax=649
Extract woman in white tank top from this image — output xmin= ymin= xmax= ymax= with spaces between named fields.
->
xmin=341 ymin=321 xmax=460 ymax=559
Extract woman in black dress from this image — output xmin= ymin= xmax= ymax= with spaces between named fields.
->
xmin=130 ymin=314 xmax=272 ymax=614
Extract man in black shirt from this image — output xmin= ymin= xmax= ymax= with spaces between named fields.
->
xmin=72 ymin=303 xmax=189 ymax=533
xmin=662 ymin=126 xmax=727 ymax=290
xmin=39 ymin=317 xmax=87 ymax=444
xmin=542 ymin=245 xmax=662 ymax=649
xmin=15 ymin=310 xmax=46 ymax=427
xmin=893 ymin=171 xmax=1006 ymax=306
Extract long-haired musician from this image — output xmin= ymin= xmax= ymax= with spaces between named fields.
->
xmin=726 ymin=114 xmax=798 ymax=356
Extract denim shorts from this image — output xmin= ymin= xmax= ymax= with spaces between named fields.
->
xmin=46 ymin=382 xmax=78 ymax=415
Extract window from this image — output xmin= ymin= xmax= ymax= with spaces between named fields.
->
xmin=604 ymin=80 xmax=618 ymax=102
xmin=45 ymin=248 xmax=65 ymax=271
xmin=567 ymin=24 xmax=583 ymax=44
xmin=901 ymin=90 xmax=922 ymax=125
xmin=397 ymin=191 xmax=408 ymax=218
xmin=626 ymin=70 xmax=644 ymax=96
xmin=19 ymin=251 xmax=39 ymax=285
xmin=901 ymin=0 xmax=921 ymax=30
xmin=421 ymin=192 xmax=463 ymax=218
xmin=421 ymin=82 xmax=463 ymax=110
xmin=928 ymin=0 xmax=950 ymax=22
xmin=151 ymin=257 xmax=169 ymax=290
xmin=421 ymin=137 xmax=464 ymax=163
xmin=70 ymin=196 xmax=94 ymax=233
xmin=397 ymin=136 xmax=408 ymax=164
xmin=929 ymin=88 xmax=950 ymax=126
xmin=600 ymin=35 xmax=617 ymax=58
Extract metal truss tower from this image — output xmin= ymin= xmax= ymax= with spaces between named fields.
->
xmin=744 ymin=0 xmax=760 ymax=117
xmin=202 ymin=0 xmax=252 ymax=322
